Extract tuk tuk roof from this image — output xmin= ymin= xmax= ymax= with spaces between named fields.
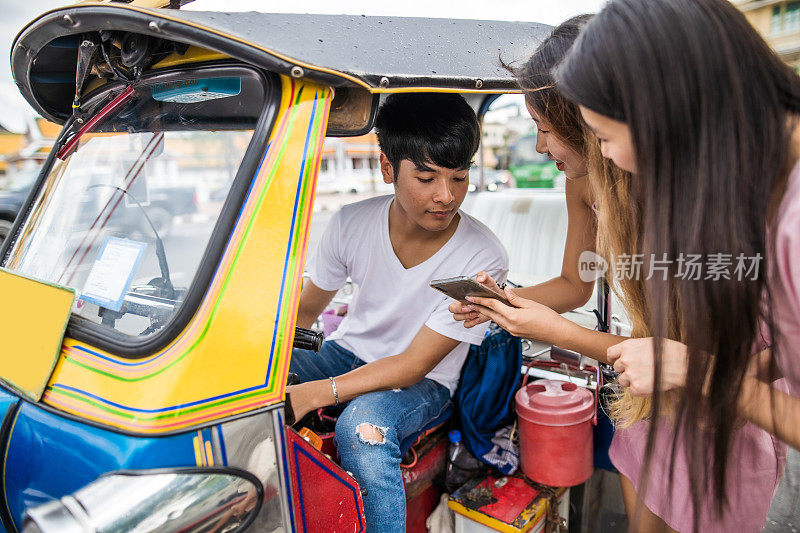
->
xmin=12 ymin=5 xmax=550 ymax=122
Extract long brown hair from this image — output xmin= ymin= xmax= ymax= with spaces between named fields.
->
xmin=511 ymin=14 xmax=662 ymax=425
xmin=586 ymin=136 xmax=683 ymax=426
xmin=509 ymin=14 xmax=594 ymax=156
xmin=557 ymin=0 xmax=799 ymax=527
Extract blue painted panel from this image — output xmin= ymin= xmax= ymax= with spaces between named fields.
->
xmin=0 ymin=389 xmax=18 ymax=423
xmin=4 ymin=403 xmax=206 ymax=529
xmin=0 ymin=389 xmax=18 ymax=533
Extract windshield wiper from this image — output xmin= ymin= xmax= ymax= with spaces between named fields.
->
xmin=87 ymin=184 xmax=175 ymax=301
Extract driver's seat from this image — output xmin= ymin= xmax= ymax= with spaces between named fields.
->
xmin=399 ymin=404 xmax=452 ymax=457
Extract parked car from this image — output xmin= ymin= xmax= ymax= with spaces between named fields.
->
xmin=468 ymin=165 xmax=512 ymax=192
xmin=0 ymin=166 xmax=198 ymax=246
xmin=0 ymin=168 xmax=39 ymax=243
xmin=508 ymin=134 xmax=561 ymax=188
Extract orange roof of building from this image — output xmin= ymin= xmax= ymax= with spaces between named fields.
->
xmin=35 ymin=118 xmax=61 ymax=139
xmin=0 ymin=134 xmax=25 ymax=157
xmin=344 ymin=132 xmax=378 ymax=145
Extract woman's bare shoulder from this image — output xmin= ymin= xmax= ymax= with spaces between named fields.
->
xmin=565 ymin=175 xmax=594 ymax=210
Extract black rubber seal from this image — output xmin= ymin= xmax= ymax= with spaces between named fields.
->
xmin=0 ymin=402 xmax=22 ymax=533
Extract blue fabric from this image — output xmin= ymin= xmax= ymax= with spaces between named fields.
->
xmin=290 ymin=340 xmax=451 ymax=533
xmin=593 ymin=387 xmax=617 ymax=471
xmin=455 ymin=327 xmax=522 ymax=474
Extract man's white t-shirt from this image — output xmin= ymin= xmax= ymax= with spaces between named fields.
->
xmin=307 ymin=195 xmax=508 ymax=395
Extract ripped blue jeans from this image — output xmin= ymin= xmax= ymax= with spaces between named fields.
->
xmin=289 ymin=340 xmax=451 ymax=533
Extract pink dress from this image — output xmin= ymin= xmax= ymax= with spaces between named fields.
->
xmin=609 ymin=161 xmax=800 ymax=531
xmin=772 ymin=157 xmax=800 ymax=400
xmin=610 ymin=418 xmax=784 ymax=531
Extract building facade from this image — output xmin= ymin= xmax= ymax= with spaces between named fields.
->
xmin=734 ymin=0 xmax=800 ymax=69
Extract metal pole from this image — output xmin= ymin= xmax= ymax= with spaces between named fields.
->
xmin=596 ymin=276 xmax=610 ymax=333
xmin=479 ymin=118 xmax=486 ymax=191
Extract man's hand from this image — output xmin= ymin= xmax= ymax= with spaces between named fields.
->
xmin=462 ymin=287 xmax=563 ymax=342
xmin=607 ymin=337 xmax=689 ymax=396
xmin=286 ymin=381 xmax=333 ymax=422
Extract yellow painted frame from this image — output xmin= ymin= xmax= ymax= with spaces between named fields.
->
xmin=37 ymin=76 xmax=331 ymax=434
xmin=0 ymin=269 xmax=74 ymax=401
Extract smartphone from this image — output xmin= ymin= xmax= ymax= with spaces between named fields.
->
xmin=430 ymin=276 xmax=510 ymax=306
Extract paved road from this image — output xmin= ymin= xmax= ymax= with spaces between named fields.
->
xmin=766 ymin=448 xmax=800 ymax=532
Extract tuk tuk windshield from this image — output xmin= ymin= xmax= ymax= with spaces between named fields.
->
xmin=3 ymin=67 xmax=266 ymax=341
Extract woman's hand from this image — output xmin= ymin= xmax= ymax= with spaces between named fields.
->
xmin=449 ymin=272 xmax=506 ymax=328
xmin=462 ymin=287 xmax=563 ymax=342
xmin=607 ymin=337 xmax=689 ymax=396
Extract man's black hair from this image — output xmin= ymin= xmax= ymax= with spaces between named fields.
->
xmin=374 ymin=93 xmax=480 ymax=179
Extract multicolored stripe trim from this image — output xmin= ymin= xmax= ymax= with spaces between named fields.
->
xmin=41 ymin=78 xmax=332 ymax=434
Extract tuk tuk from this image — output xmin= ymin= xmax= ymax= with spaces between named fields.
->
xmin=1 ymin=2 xmax=554 ymax=531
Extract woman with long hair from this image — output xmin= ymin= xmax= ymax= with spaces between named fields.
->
xmin=458 ymin=15 xmax=598 ymax=320
xmin=551 ymin=0 xmax=799 ymax=530
xmin=456 ymin=6 xmax=788 ymax=530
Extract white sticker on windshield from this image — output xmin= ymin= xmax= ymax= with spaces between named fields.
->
xmin=79 ymin=238 xmax=147 ymax=312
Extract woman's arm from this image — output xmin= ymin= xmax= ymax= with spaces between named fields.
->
xmin=513 ymin=176 xmax=597 ymax=313
xmin=464 ymin=289 xmax=626 ymax=364
xmin=450 ymin=177 xmax=596 ymax=324
xmin=607 ymin=339 xmax=800 ymax=449
xmin=739 ymin=377 xmax=800 ymax=449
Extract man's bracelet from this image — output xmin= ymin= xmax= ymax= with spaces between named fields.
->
xmin=329 ymin=376 xmax=339 ymax=405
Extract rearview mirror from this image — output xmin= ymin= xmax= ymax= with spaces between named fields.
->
xmin=326 ymin=87 xmax=378 ymax=137
xmin=23 ymin=468 xmax=263 ymax=533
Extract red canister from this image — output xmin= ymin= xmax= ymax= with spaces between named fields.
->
xmin=515 ymin=378 xmax=595 ymax=487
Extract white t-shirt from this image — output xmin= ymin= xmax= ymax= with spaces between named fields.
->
xmin=308 ymin=195 xmax=508 ymax=394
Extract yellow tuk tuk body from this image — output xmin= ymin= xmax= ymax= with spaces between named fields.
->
xmin=0 ymin=4 xmax=548 ymax=530
xmin=36 ymin=75 xmax=329 ymax=434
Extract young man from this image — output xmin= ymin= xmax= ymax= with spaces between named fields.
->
xmin=287 ymin=93 xmax=508 ymax=533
